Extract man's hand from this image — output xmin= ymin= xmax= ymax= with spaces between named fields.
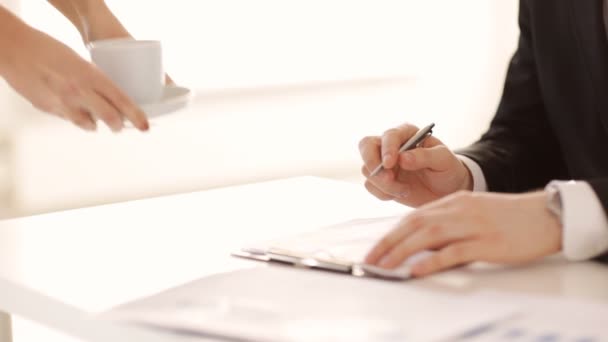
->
xmin=359 ymin=123 xmax=472 ymax=207
xmin=364 ymin=191 xmax=562 ymax=277
xmin=0 ymin=11 xmax=149 ymax=132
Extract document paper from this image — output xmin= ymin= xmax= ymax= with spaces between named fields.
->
xmin=241 ymin=216 xmax=432 ymax=279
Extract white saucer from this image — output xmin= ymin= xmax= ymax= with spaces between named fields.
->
xmin=140 ymin=85 xmax=193 ymax=119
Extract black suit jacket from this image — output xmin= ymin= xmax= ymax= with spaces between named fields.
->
xmin=457 ymin=0 xmax=608 ymax=263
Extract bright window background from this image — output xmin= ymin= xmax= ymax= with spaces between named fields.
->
xmin=1 ymin=1 xmax=519 ymax=341
xmin=2 ymin=0 xmax=520 ymax=216
xmin=21 ymin=0 xmax=423 ymax=88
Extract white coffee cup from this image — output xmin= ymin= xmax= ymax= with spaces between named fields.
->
xmin=89 ymin=39 xmax=164 ymax=105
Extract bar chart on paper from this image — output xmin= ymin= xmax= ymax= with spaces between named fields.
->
xmin=456 ymin=291 xmax=608 ymax=342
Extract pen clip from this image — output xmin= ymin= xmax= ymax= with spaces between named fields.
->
xmin=415 ymin=131 xmax=433 ymax=148
xmin=370 ymin=123 xmax=435 ymax=177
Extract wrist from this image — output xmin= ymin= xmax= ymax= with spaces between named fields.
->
xmin=459 ymin=160 xmax=474 ymax=191
xmin=70 ymin=0 xmax=108 ymax=16
xmin=0 ymin=8 xmax=29 ymax=75
xmin=81 ymin=2 xmax=132 ymax=43
xmin=525 ymin=191 xmax=563 ymax=251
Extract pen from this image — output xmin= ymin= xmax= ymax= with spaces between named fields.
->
xmin=370 ymin=123 xmax=435 ymax=177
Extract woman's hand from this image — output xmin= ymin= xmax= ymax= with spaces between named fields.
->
xmin=0 ymin=16 xmax=149 ymax=132
xmin=364 ymin=190 xmax=563 ymax=277
xmin=359 ymin=123 xmax=473 ymax=207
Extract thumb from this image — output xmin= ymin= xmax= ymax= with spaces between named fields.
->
xmin=398 ymin=145 xmax=457 ymax=172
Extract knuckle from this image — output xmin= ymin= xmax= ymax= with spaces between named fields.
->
xmin=376 ymin=238 xmax=393 ymax=251
xmin=69 ymin=115 xmax=87 ymax=125
xmin=112 ymin=92 xmax=131 ymax=110
xmin=364 ymin=181 xmax=389 ymax=200
xmin=382 ymin=128 xmax=401 ymax=137
xmin=376 ymin=193 xmax=393 ymax=202
xmin=415 ymin=147 xmax=430 ymax=160
xmin=407 ymin=212 xmax=426 ymax=230
xmin=101 ymin=113 xmax=122 ymax=127
xmin=447 ymin=244 xmax=467 ymax=261
xmin=426 ymin=224 xmax=444 ymax=238
xmin=425 ymin=255 xmax=442 ymax=270
xmin=398 ymin=122 xmax=418 ymax=129
xmin=358 ymin=136 xmax=377 ymax=151
xmin=453 ymin=190 xmax=474 ymax=204
xmin=34 ymin=100 xmax=57 ymax=113
xmin=485 ymin=229 xmax=504 ymax=244
xmin=58 ymin=80 xmax=82 ymax=100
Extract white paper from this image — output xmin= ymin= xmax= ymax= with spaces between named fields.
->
xmin=245 ymin=216 xmax=433 ymax=279
xmin=101 ymin=266 xmax=519 ymax=342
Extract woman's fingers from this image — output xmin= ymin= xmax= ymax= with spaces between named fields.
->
xmin=80 ymin=90 xmax=123 ymax=131
xmin=56 ymin=105 xmax=97 ymax=131
xmin=92 ymin=70 xmax=149 ymax=131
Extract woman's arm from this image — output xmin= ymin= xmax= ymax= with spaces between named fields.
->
xmin=48 ymin=0 xmax=173 ymax=83
xmin=47 ymin=0 xmax=132 ymax=44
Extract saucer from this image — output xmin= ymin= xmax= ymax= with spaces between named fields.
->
xmin=141 ymin=85 xmax=193 ymax=119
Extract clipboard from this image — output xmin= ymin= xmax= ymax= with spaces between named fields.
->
xmin=231 ymin=216 xmax=433 ymax=280
xmin=232 ymin=247 xmax=360 ymax=275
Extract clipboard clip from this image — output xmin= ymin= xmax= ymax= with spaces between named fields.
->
xmin=232 ymin=247 xmax=430 ymax=280
xmin=233 ymin=248 xmax=371 ymax=277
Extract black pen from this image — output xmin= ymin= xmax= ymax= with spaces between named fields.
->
xmin=370 ymin=123 xmax=435 ymax=177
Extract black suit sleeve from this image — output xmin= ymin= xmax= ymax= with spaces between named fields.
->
xmin=457 ymin=0 xmax=569 ymax=192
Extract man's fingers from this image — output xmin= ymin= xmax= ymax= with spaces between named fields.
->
xmin=399 ymin=145 xmax=456 ymax=172
xmin=376 ymin=216 xmax=475 ymax=269
xmin=364 ymin=179 xmax=395 ymax=201
xmin=92 ymin=70 xmax=149 ymax=131
xmin=380 ymin=125 xmax=418 ymax=169
xmin=358 ymin=136 xmax=382 ymax=173
xmin=364 ymin=212 xmax=428 ymax=264
xmin=361 ymin=163 xmax=412 ymax=202
xmin=410 ymin=241 xmax=481 ymax=277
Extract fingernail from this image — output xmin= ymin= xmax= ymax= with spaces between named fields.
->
xmin=141 ymin=121 xmax=150 ymax=132
xmin=402 ymin=152 xmax=414 ymax=163
xmin=382 ymin=154 xmax=392 ymax=165
xmin=379 ymin=256 xmax=392 ymax=268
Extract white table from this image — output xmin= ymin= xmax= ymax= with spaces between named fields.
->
xmin=0 ymin=177 xmax=607 ymax=342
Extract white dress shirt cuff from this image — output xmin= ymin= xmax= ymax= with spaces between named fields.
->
xmin=457 ymin=155 xmax=488 ymax=192
xmin=546 ymin=180 xmax=608 ymax=261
